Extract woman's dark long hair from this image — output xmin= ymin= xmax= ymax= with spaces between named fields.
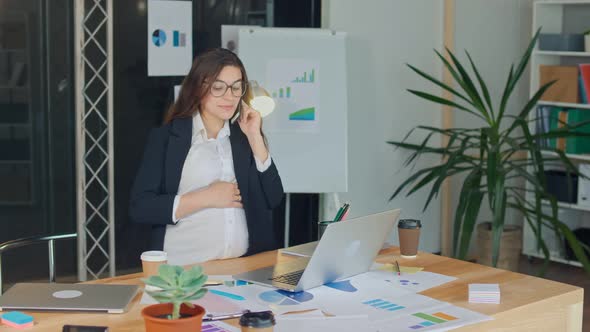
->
xmin=164 ymin=48 xmax=252 ymax=124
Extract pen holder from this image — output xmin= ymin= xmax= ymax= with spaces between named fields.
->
xmin=317 ymin=221 xmax=334 ymax=240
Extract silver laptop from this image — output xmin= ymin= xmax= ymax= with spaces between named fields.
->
xmin=0 ymin=283 xmax=138 ymax=313
xmin=234 ymin=209 xmax=400 ymax=292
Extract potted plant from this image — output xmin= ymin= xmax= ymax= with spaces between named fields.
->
xmin=141 ymin=264 xmax=208 ymax=332
xmin=388 ymin=28 xmax=590 ymax=273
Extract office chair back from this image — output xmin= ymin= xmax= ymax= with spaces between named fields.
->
xmin=0 ymin=233 xmax=77 ymax=295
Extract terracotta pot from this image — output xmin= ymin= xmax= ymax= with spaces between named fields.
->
xmin=142 ymin=303 xmax=205 ymax=332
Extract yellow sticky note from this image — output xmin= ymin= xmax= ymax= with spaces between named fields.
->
xmin=379 ymin=263 xmax=423 ymax=274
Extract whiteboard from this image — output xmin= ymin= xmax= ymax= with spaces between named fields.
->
xmin=238 ymin=28 xmax=348 ymax=193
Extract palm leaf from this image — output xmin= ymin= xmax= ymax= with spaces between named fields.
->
xmin=465 ymin=51 xmax=493 ymax=117
xmin=407 ymin=63 xmax=474 ymax=107
xmin=490 ymin=174 xmax=507 ymax=267
xmin=445 ymin=48 xmax=491 ymax=122
xmin=453 ymin=169 xmax=483 ymax=258
xmin=497 ymin=28 xmax=541 ymax=123
xmin=407 ymin=89 xmax=486 ymax=120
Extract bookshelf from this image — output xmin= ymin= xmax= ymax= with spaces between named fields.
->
xmin=0 ymin=12 xmax=33 ymax=205
xmin=524 ymin=0 xmax=590 ymax=267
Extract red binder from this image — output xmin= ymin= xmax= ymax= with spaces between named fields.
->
xmin=579 ymin=64 xmax=590 ymax=104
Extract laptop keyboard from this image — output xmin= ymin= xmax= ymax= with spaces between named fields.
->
xmin=270 ymin=270 xmax=304 ymax=285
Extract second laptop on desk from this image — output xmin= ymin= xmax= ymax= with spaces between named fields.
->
xmin=233 ymin=209 xmax=400 ymax=292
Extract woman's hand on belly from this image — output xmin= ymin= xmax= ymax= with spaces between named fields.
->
xmin=205 ymin=181 xmax=243 ymax=209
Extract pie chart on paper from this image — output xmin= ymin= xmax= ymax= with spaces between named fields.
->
xmin=258 ymin=289 xmax=313 ymax=305
xmin=152 ymin=29 xmax=167 ymax=47
xmin=324 ymin=280 xmax=357 ymax=292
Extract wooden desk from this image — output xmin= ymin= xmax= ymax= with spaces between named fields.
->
xmin=3 ymin=247 xmax=583 ymax=331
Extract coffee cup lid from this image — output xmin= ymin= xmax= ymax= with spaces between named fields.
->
xmin=239 ymin=311 xmax=275 ymax=328
xmin=398 ymin=219 xmax=422 ymax=229
xmin=140 ymin=251 xmax=167 ymax=262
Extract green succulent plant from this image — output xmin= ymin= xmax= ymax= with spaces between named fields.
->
xmin=142 ymin=264 xmax=208 ymax=319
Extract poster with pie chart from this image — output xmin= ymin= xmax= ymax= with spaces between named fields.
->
xmin=147 ymin=0 xmax=192 ymax=76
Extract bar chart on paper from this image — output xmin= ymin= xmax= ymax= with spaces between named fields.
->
xmin=370 ymin=304 xmax=492 ymax=332
xmin=363 ymin=298 xmax=406 ymax=312
xmin=172 ymin=30 xmax=187 ymax=47
xmin=289 ymin=107 xmax=315 ymax=120
xmin=408 ymin=311 xmax=458 ymax=330
xmin=264 ymin=59 xmax=320 ymax=132
xmin=272 ymin=86 xmax=291 ymax=98
xmin=291 ymin=69 xmax=316 ymax=83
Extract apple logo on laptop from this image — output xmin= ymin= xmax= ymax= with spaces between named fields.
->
xmin=345 ymin=240 xmax=361 ymax=257
xmin=52 ymin=290 xmax=83 ymax=299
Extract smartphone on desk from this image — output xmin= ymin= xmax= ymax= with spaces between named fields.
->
xmin=62 ymin=325 xmax=108 ymax=332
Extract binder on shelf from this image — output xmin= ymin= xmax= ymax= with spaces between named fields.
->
xmin=536 ymin=106 xmax=551 ymax=148
xmin=579 ymin=64 xmax=590 ymax=104
xmin=565 ymin=109 xmax=590 ymax=155
xmin=577 ymin=164 xmax=590 ymax=208
xmin=536 ymin=106 xmax=562 ymax=149
xmin=539 ymin=65 xmax=579 ymax=103
xmin=579 ymin=74 xmax=588 ymax=104
xmin=557 ymin=110 xmax=568 ymax=151
xmin=537 ymin=106 xmax=590 ymax=154
xmin=540 ymin=106 xmax=567 ymax=150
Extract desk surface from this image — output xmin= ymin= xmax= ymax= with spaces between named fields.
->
xmin=1 ymin=247 xmax=583 ymax=331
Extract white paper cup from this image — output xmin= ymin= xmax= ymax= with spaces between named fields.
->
xmin=141 ymin=251 xmax=167 ymax=277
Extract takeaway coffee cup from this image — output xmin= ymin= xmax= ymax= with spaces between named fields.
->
xmin=398 ymin=219 xmax=422 ymax=258
xmin=140 ymin=250 xmax=167 ymax=277
xmin=239 ymin=310 xmax=275 ymax=332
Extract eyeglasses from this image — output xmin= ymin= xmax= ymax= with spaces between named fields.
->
xmin=209 ymin=80 xmax=247 ymax=97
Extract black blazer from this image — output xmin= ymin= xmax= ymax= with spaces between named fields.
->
xmin=129 ymin=117 xmax=284 ymax=256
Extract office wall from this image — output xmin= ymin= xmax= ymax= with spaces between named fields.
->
xmin=321 ymin=0 xmax=444 ymax=253
xmin=452 ymin=0 xmax=533 ymax=254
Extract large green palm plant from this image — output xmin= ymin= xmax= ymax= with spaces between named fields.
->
xmin=389 ymin=29 xmax=590 ymax=273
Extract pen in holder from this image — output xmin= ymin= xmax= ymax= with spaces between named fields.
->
xmin=317 ymin=221 xmax=334 ymax=240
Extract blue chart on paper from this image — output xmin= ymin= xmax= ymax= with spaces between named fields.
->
xmin=258 ymin=289 xmax=313 ymax=305
xmin=362 ymin=298 xmax=406 ymax=312
xmin=399 ymin=279 xmax=420 ymax=286
xmin=324 ymin=280 xmax=357 ymax=292
xmin=152 ymin=29 xmax=167 ymax=46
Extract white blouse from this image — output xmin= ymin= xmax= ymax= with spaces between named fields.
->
xmin=163 ymin=113 xmax=271 ymax=265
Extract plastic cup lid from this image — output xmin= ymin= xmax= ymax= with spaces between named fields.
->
xmin=398 ymin=219 xmax=422 ymax=229
xmin=140 ymin=250 xmax=167 ymax=262
xmin=239 ymin=311 xmax=275 ymax=328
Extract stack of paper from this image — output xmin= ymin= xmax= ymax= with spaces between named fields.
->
xmin=468 ymin=283 xmax=500 ymax=304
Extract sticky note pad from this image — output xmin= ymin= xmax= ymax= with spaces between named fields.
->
xmin=1 ymin=311 xmax=34 ymax=325
xmin=2 ymin=320 xmax=34 ymax=329
xmin=468 ymin=283 xmax=500 ymax=304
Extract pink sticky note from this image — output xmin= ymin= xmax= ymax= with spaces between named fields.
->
xmin=1 ymin=320 xmax=34 ymax=329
